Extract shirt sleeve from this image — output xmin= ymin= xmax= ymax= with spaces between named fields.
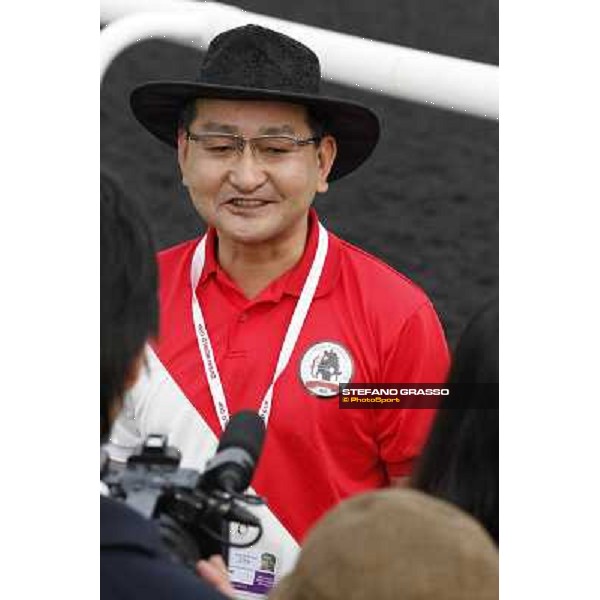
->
xmin=381 ymin=300 xmax=450 ymax=384
xmin=375 ymin=301 xmax=450 ymax=479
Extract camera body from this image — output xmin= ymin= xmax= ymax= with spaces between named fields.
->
xmin=102 ymin=433 xmax=262 ymax=568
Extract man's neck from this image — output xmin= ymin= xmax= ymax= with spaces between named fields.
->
xmin=216 ymin=218 xmax=310 ymax=300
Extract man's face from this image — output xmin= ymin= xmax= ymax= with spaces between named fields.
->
xmin=178 ymin=99 xmax=336 ymax=247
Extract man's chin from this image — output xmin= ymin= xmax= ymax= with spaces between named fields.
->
xmin=222 ymin=229 xmax=278 ymax=246
xmin=214 ymin=213 xmax=285 ymax=245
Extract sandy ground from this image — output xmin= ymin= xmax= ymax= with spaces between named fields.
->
xmin=100 ymin=0 xmax=498 ymax=346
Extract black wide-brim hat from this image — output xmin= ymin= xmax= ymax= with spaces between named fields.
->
xmin=130 ymin=24 xmax=380 ymax=181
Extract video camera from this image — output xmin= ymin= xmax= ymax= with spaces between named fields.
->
xmin=101 ymin=411 xmax=266 ymax=568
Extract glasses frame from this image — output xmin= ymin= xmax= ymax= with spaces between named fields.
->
xmin=185 ymin=130 xmax=322 ymax=160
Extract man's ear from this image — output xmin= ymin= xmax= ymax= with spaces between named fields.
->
xmin=316 ymin=135 xmax=337 ymax=194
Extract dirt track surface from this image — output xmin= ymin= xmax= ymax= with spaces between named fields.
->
xmin=101 ymin=0 xmax=498 ymax=346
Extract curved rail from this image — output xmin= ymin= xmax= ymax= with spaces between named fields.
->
xmin=100 ymin=1 xmax=498 ymax=120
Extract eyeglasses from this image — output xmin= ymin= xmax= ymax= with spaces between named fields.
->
xmin=185 ymin=131 xmax=321 ymax=163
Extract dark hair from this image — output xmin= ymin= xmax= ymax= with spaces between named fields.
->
xmin=178 ymin=99 xmax=326 ymax=138
xmin=412 ymin=297 xmax=499 ymax=544
xmin=100 ymin=171 xmax=159 ymax=440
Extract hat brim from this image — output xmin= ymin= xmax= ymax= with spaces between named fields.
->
xmin=130 ymin=82 xmax=380 ymax=181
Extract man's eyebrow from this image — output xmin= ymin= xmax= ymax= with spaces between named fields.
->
xmin=258 ymin=125 xmax=297 ymax=135
xmin=196 ymin=123 xmax=300 ymax=135
xmin=198 ymin=122 xmax=239 ymax=134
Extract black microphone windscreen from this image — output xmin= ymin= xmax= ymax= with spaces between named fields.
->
xmin=217 ymin=411 xmax=265 ymax=464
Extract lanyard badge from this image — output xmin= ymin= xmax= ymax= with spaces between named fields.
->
xmin=190 ymin=223 xmax=329 ymax=430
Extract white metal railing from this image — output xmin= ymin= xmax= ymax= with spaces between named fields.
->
xmin=100 ymin=0 xmax=499 ymax=120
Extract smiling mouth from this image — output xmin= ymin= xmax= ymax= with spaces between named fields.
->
xmin=226 ymin=198 xmax=272 ymax=208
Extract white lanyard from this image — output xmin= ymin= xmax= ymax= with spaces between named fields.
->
xmin=190 ymin=222 xmax=329 ymax=430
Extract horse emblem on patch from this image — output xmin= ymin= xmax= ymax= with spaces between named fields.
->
xmin=299 ymin=341 xmax=353 ymax=397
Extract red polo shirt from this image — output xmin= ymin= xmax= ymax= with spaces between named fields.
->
xmin=152 ymin=209 xmax=449 ymax=542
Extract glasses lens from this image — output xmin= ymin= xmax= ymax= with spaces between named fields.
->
xmin=253 ymin=136 xmax=297 ymax=158
xmin=197 ymin=135 xmax=239 ymax=156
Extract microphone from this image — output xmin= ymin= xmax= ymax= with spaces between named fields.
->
xmin=202 ymin=411 xmax=266 ymax=494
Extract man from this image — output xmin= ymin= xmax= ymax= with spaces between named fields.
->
xmin=100 ymin=171 xmax=234 ymax=600
xmin=110 ymin=24 xmax=448 ymax=597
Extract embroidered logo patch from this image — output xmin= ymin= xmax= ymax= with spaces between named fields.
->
xmin=299 ymin=341 xmax=353 ymax=397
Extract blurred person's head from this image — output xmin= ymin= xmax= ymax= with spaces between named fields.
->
xmin=447 ymin=296 xmax=498 ymax=386
xmin=412 ymin=297 xmax=498 ymax=543
xmin=269 ymin=488 xmax=498 ymax=600
xmin=100 ymin=171 xmax=158 ymax=441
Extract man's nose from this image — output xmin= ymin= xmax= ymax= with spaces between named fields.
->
xmin=227 ymin=146 xmax=268 ymax=192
